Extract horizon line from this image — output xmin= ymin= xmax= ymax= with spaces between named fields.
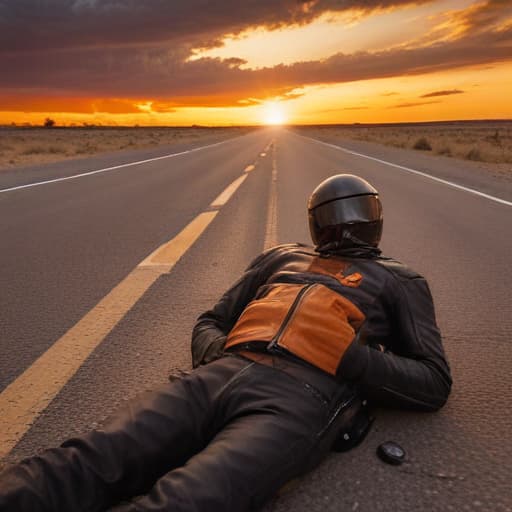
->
xmin=1 ymin=118 xmax=512 ymax=129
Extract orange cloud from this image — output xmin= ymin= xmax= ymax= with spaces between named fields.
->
xmin=2 ymin=20 xmax=510 ymax=112
xmin=390 ymin=100 xmax=441 ymax=108
xmin=0 ymin=96 xmax=143 ymax=114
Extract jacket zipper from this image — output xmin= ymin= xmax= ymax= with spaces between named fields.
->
xmin=267 ymin=284 xmax=317 ymax=352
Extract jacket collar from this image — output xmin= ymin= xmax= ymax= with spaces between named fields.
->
xmin=315 ymin=240 xmax=382 ymax=259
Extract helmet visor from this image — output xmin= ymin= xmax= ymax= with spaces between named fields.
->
xmin=312 ymin=195 xmax=382 ymax=228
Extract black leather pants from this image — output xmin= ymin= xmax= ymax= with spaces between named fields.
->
xmin=0 ymin=355 xmax=356 ymax=512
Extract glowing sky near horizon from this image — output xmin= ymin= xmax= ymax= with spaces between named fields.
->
xmin=0 ymin=0 xmax=511 ymax=126
xmin=189 ymin=0 xmax=475 ymax=69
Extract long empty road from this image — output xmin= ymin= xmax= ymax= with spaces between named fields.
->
xmin=1 ymin=127 xmax=511 ymax=511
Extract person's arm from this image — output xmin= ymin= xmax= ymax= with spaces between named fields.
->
xmin=191 ymin=245 xmax=289 ymax=368
xmin=339 ymin=272 xmax=452 ymax=411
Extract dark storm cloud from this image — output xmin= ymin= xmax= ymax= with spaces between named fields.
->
xmin=0 ymin=0 xmax=511 ymax=113
xmin=0 ymin=0 xmax=430 ymax=54
xmin=3 ymin=26 xmax=510 ymax=96
xmin=420 ymin=89 xmax=464 ymax=98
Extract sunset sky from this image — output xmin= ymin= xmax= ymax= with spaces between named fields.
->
xmin=1 ymin=0 xmax=511 ymax=126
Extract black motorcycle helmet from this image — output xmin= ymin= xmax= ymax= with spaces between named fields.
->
xmin=308 ymin=174 xmax=383 ymax=249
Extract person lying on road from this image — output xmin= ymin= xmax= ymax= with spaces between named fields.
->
xmin=0 ymin=173 xmax=452 ymax=512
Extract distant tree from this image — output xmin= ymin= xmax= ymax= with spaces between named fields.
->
xmin=44 ymin=117 xmax=56 ymax=128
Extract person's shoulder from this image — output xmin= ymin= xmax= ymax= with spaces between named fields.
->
xmin=373 ymin=255 xmax=424 ymax=281
xmin=266 ymin=242 xmax=308 ymax=253
xmin=262 ymin=242 xmax=314 ymax=258
xmin=247 ymin=243 xmax=309 ymax=268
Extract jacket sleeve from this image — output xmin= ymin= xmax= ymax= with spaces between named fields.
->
xmin=191 ymin=247 xmax=284 ymax=368
xmin=339 ymin=273 xmax=452 ymax=411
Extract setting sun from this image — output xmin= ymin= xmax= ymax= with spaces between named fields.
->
xmin=1 ymin=0 xmax=511 ymax=127
xmin=262 ymin=102 xmax=287 ymax=125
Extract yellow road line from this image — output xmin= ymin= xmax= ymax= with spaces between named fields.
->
xmin=244 ymin=164 xmax=255 ymax=173
xmin=139 ymin=212 xmax=218 ymax=267
xmin=0 ymin=141 xmax=267 ymax=459
xmin=0 ymin=211 xmax=218 ymax=459
xmin=264 ymin=140 xmax=278 ymax=250
xmin=210 ymin=174 xmax=248 ymax=208
xmin=0 ymin=266 xmax=162 ymax=459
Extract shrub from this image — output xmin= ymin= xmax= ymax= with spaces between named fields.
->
xmin=486 ymin=130 xmax=501 ymax=145
xmin=47 ymin=145 xmax=65 ymax=154
xmin=466 ymin=148 xmax=482 ymax=161
xmin=413 ymin=137 xmax=432 ymax=151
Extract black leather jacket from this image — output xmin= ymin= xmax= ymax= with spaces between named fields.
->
xmin=192 ymin=243 xmax=452 ymax=411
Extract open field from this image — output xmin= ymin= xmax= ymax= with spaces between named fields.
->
xmin=0 ymin=126 xmax=256 ymax=170
xmin=294 ymin=121 xmax=512 ymax=165
xmin=2 ymin=122 xmax=510 ymax=174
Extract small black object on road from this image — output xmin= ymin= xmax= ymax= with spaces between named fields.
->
xmin=377 ymin=441 xmax=406 ymax=465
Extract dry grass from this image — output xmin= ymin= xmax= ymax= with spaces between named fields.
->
xmin=294 ymin=121 xmax=512 ymax=164
xmin=0 ymin=126 xmax=255 ymax=170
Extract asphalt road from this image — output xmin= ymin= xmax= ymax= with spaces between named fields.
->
xmin=1 ymin=127 xmax=511 ymax=511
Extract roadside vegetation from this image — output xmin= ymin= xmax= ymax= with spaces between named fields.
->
xmin=295 ymin=121 xmax=512 ymax=164
xmin=0 ymin=126 xmax=256 ymax=170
